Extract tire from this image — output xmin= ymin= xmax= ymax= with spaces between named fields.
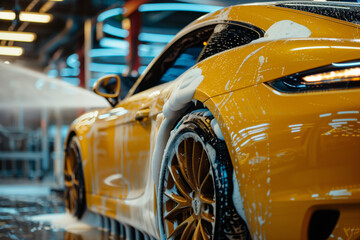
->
xmin=64 ymin=137 xmax=86 ymax=219
xmin=158 ymin=109 xmax=249 ymax=240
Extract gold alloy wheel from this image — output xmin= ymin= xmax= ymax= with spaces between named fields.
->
xmin=64 ymin=144 xmax=80 ymax=214
xmin=162 ymin=136 xmax=216 ymax=240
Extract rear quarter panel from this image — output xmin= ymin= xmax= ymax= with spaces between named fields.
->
xmin=204 ymin=83 xmax=360 ymax=240
xmin=194 ymin=39 xmax=360 ymax=102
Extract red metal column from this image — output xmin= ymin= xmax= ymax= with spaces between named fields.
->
xmin=126 ymin=10 xmax=141 ymax=74
xmin=123 ymin=0 xmax=147 ymax=75
xmin=77 ymin=45 xmax=85 ymax=88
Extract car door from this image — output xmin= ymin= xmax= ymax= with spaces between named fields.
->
xmin=92 ymin=24 xmax=216 ymax=199
xmin=93 ymin=87 xmax=160 ymax=199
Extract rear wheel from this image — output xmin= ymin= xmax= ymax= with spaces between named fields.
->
xmin=64 ymin=137 xmax=86 ymax=218
xmin=158 ymin=110 xmax=249 ymax=240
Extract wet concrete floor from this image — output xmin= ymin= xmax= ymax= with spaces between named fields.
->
xmin=0 ymin=184 xmax=121 ymax=240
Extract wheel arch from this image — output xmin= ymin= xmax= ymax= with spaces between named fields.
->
xmin=200 ymin=94 xmax=250 ymax=227
xmin=200 ymin=97 xmax=238 ymax=173
xmin=64 ymin=130 xmax=76 ymax=151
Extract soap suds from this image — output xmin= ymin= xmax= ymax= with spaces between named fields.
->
xmin=252 ymin=20 xmax=311 ymax=44
xmin=152 ymin=68 xmax=204 ymax=189
xmin=211 ymin=118 xmax=225 ymax=141
xmin=232 ymin=170 xmax=248 ymax=224
xmin=259 ymin=56 xmax=265 ymax=67
xmin=216 ymin=7 xmax=231 ymax=20
xmin=214 ymin=23 xmax=227 ymax=33
xmin=30 ymin=213 xmax=93 ymax=233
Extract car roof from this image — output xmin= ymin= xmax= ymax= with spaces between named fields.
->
xmin=183 ymin=1 xmax=359 ymax=38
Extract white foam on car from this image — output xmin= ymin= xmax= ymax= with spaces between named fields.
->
xmin=210 ymin=118 xmax=224 ymax=141
xmin=232 ymin=171 xmax=248 ymax=225
xmin=152 ymin=68 xmax=204 ymax=189
xmin=214 ymin=23 xmax=227 ymax=33
xmin=216 ymin=7 xmax=231 ymax=20
xmin=251 ymin=20 xmax=311 ymax=44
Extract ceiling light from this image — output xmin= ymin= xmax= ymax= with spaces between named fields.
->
xmin=102 ymin=23 xmax=128 ymax=38
xmin=122 ymin=18 xmax=131 ymax=30
xmin=0 ymin=11 xmax=16 ymax=20
xmin=99 ymin=37 xmax=129 ymax=49
xmin=0 ymin=46 xmax=23 ymax=56
xmin=97 ymin=8 xmax=122 ymax=22
xmin=0 ymin=11 xmax=53 ymax=23
xmin=89 ymin=63 xmax=127 ymax=73
xmin=138 ymin=32 xmax=174 ymax=43
xmin=19 ymin=12 xmax=53 ymax=23
xmin=0 ymin=31 xmax=36 ymax=42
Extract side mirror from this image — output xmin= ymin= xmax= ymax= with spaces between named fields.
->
xmin=93 ymin=74 xmax=120 ymax=107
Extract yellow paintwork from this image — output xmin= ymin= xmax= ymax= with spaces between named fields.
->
xmin=204 ymin=85 xmax=360 ymax=240
xmin=93 ymin=74 xmax=120 ymax=98
xmin=194 ymin=39 xmax=360 ymax=102
xmin=65 ymin=3 xmax=360 ymax=239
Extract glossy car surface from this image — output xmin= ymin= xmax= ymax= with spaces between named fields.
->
xmin=64 ymin=2 xmax=360 ymax=240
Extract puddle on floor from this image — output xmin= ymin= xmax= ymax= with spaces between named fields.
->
xmin=0 ymin=186 xmax=122 ymax=240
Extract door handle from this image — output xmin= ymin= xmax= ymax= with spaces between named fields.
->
xmin=135 ymin=108 xmax=150 ymax=121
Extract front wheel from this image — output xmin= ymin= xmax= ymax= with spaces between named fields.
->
xmin=64 ymin=137 xmax=86 ymax=219
xmin=158 ymin=110 xmax=249 ymax=240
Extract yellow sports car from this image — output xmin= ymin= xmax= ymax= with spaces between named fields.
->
xmin=64 ymin=2 xmax=360 ymax=240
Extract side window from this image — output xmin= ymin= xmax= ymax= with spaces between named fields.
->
xmin=133 ymin=25 xmax=215 ymax=93
xmin=199 ymin=23 xmax=262 ymax=61
xmin=159 ymin=46 xmax=204 ymax=84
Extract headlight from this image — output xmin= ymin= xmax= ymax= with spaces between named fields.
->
xmin=267 ymin=60 xmax=360 ymax=93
